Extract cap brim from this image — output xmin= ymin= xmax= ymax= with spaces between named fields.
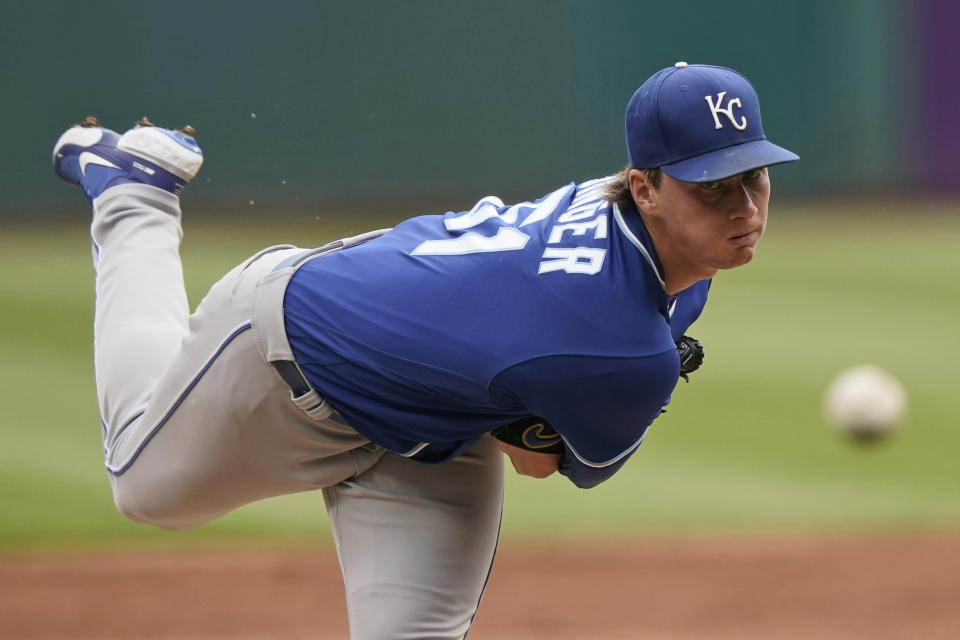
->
xmin=660 ymin=139 xmax=799 ymax=183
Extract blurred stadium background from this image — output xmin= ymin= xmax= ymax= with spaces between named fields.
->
xmin=1 ymin=0 xmax=958 ymax=556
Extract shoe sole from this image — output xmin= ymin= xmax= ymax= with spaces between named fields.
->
xmin=117 ymin=127 xmax=202 ymax=181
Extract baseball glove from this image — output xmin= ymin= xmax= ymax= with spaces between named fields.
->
xmin=676 ymin=335 xmax=704 ymax=382
xmin=492 ymin=416 xmax=564 ymax=454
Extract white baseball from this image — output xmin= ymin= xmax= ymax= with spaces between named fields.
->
xmin=823 ymin=365 xmax=907 ymax=441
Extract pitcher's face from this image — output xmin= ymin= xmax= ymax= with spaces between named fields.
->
xmin=655 ymin=168 xmax=771 ymax=273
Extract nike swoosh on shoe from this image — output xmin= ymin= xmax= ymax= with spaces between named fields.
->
xmin=79 ymin=151 xmax=120 ymax=176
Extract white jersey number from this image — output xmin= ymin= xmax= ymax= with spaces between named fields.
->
xmin=411 ymin=183 xmax=607 ymax=276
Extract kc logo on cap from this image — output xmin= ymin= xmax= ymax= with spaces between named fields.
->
xmin=624 ymin=62 xmax=798 ymax=183
xmin=704 ymin=91 xmax=747 ymax=131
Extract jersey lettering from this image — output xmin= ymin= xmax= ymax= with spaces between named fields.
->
xmin=557 ymin=206 xmax=600 ymax=223
xmin=548 ymin=215 xmax=607 ymax=244
xmin=538 ymin=187 xmax=608 ymax=274
xmin=538 ymin=247 xmax=606 ymax=275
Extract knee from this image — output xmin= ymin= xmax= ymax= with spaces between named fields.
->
xmin=111 ymin=476 xmax=198 ymax=531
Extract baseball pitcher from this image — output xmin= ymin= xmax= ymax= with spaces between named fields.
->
xmin=52 ymin=62 xmax=797 ymax=639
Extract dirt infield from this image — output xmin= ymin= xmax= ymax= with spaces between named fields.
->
xmin=3 ymin=534 xmax=959 ymax=639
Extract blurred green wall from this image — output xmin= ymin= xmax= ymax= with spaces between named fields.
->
xmin=3 ymin=0 xmax=910 ymax=219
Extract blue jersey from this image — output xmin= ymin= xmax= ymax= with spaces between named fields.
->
xmin=283 ymin=178 xmax=710 ymax=488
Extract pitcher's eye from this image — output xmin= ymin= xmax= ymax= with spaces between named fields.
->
xmin=743 ymin=168 xmax=765 ymax=180
xmin=699 ymin=180 xmax=723 ymax=191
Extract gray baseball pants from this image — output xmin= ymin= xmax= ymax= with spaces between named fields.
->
xmin=89 ymin=184 xmax=504 ymax=639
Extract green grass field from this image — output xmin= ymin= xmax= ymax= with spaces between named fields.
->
xmin=2 ymin=202 xmax=959 ymax=550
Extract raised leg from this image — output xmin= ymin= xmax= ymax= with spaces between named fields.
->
xmin=54 ymin=121 xmax=384 ymax=530
xmin=52 ymin=120 xmax=203 ymax=448
xmin=90 ymin=185 xmax=189 ymax=450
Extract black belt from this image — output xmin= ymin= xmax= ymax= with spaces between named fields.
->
xmin=272 ymin=360 xmax=339 ymax=420
xmin=272 ymin=360 xmax=312 ymax=398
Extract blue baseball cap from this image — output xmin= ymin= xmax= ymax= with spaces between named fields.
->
xmin=625 ymin=62 xmax=799 ymax=182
